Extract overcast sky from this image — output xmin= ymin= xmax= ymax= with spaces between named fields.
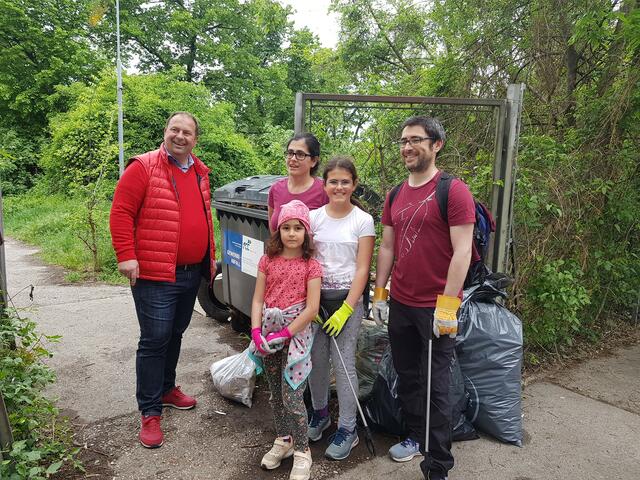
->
xmin=282 ymin=0 xmax=340 ymax=48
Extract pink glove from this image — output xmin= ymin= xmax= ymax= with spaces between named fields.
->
xmin=251 ymin=328 xmax=275 ymax=355
xmin=265 ymin=327 xmax=292 ymax=348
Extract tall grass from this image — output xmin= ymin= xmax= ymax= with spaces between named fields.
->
xmin=4 ymin=191 xmax=222 ymax=283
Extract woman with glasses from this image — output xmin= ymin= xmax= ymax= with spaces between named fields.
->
xmin=268 ymin=133 xmax=329 ymax=233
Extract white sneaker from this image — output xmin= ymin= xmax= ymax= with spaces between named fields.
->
xmin=289 ymin=449 xmax=312 ymax=480
xmin=261 ymin=437 xmax=294 ymax=470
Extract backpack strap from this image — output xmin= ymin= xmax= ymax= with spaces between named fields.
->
xmin=435 ymin=171 xmax=454 ymax=224
xmin=387 ymin=181 xmax=404 ymax=209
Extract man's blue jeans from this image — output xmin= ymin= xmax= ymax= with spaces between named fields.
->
xmin=131 ymin=266 xmax=201 ymax=416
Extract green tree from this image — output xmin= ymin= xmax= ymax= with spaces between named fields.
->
xmin=40 ymin=69 xmax=264 ymax=192
xmin=0 ymin=0 xmax=104 ymax=135
xmin=91 ymin=0 xmax=311 ymax=131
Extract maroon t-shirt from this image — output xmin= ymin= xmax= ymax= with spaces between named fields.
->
xmin=381 ymin=172 xmax=477 ymax=307
xmin=268 ymin=177 xmax=329 ymax=231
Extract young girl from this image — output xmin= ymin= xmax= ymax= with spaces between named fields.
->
xmin=250 ymin=199 xmax=322 ymax=480
xmin=307 ymin=157 xmax=375 ymax=460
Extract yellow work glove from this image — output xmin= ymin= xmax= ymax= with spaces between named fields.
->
xmin=323 ymin=302 xmax=354 ymax=337
xmin=433 ymin=294 xmax=461 ymax=338
xmin=371 ymin=287 xmax=389 ymax=326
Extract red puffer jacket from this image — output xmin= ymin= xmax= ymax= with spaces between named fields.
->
xmin=110 ymin=145 xmax=216 ymax=283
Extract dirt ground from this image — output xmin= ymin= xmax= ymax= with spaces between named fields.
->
xmin=5 ymin=237 xmax=640 ymax=480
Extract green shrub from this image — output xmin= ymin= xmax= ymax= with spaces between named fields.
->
xmin=40 ymin=69 xmax=265 ymax=195
xmin=0 ymin=313 xmax=81 ymax=478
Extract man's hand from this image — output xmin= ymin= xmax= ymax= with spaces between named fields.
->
xmin=433 ymin=294 xmax=461 ymax=338
xmin=323 ymin=302 xmax=354 ymax=337
xmin=118 ymin=259 xmax=139 ymax=286
xmin=371 ymin=287 xmax=389 ymax=326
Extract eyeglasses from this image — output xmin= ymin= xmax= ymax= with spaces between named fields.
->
xmin=285 ymin=150 xmax=313 ymax=160
xmin=326 ymin=179 xmax=353 ymax=187
xmin=396 ymin=136 xmax=433 ymax=147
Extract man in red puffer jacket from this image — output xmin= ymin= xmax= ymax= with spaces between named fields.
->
xmin=110 ymin=112 xmax=216 ymax=449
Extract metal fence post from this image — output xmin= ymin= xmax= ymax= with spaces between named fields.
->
xmin=294 ymin=92 xmax=305 ymax=135
xmin=490 ymin=83 xmax=525 ymax=275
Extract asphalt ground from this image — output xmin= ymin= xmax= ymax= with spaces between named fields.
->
xmin=5 ymin=238 xmax=640 ymax=480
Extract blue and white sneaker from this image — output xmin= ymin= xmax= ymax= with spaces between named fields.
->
xmin=388 ymin=437 xmax=422 ymax=462
xmin=325 ymin=427 xmax=359 ymax=460
xmin=308 ymin=412 xmax=330 ymax=442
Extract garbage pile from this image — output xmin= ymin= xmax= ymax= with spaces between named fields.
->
xmin=363 ymin=274 xmax=524 ymax=446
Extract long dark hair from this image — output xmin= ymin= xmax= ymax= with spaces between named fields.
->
xmin=287 ymin=133 xmax=321 ymax=175
xmin=266 ymin=227 xmax=315 ymax=260
xmin=322 ymin=155 xmax=365 ymax=210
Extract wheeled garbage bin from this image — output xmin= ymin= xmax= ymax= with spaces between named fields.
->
xmin=199 ymin=175 xmax=284 ymax=332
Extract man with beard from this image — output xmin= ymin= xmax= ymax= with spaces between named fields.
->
xmin=371 ymin=116 xmax=476 ymax=480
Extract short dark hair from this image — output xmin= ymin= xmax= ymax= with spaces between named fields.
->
xmin=287 ymin=133 xmax=321 ymax=175
xmin=401 ymin=116 xmax=446 ymax=156
xmin=266 ymin=228 xmax=315 ymax=260
xmin=165 ymin=111 xmax=200 ymax=137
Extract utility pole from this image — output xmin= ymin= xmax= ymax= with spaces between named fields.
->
xmin=116 ymin=0 xmax=125 ymax=177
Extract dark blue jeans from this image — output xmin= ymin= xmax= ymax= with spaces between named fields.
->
xmin=131 ymin=266 xmax=201 ymax=416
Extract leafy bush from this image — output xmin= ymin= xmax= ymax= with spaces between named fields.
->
xmin=40 ymin=68 xmax=265 ymax=194
xmin=0 ymin=313 xmax=80 ymax=479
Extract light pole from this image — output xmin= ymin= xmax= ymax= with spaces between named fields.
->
xmin=116 ymin=0 xmax=124 ymax=177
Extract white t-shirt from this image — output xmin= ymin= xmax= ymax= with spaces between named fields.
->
xmin=310 ymin=205 xmax=376 ymax=290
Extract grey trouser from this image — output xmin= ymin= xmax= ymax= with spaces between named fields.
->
xmin=309 ymin=298 xmax=363 ymax=431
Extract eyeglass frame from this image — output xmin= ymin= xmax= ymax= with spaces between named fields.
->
xmin=284 ymin=149 xmax=314 ymax=160
xmin=325 ymin=179 xmax=354 ymax=188
xmin=396 ymin=136 xmax=434 ymax=147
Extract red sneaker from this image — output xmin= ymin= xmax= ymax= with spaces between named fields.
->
xmin=161 ymin=386 xmax=197 ymax=410
xmin=139 ymin=415 xmax=163 ymax=448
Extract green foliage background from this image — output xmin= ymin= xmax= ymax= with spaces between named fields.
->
xmin=0 ymin=0 xmax=639 ymax=472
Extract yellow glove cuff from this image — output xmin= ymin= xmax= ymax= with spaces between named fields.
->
xmin=342 ymin=301 xmax=354 ymax=315
xmin=436 ymin=294 xmax=461 ymax=311
xmin=373 ymin=287 xmax=389 ymax=301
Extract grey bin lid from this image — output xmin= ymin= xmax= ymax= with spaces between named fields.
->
xmin=213 ymin=174 xmax=285 ymax=207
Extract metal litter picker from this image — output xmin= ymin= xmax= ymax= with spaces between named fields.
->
xmin=331 ymin=336 xmax=376 ymax=456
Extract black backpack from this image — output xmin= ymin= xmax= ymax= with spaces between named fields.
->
xmin=388 ymin=172 xmax=496 ymax=288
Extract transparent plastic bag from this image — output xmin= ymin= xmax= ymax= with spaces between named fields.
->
xmin=210 ymin=348 xmax=256 ymax=407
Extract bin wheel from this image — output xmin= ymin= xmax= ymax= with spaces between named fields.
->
xmin=197 ymin=277 xmax=231 ymax=323
xmin=230 ymin=310 xmax=251 ymax=334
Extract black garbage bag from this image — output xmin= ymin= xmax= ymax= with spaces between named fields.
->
xmin=364 ymin=346 xmax=479 ymax=442
xmin=456 ymin=273 xmax=524 ymax=446
xmin=449 ymin=353 xmax=479 ymax=442
xmin=363 ymin=346 xmax=407 ymax=436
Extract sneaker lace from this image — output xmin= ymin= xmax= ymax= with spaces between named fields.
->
xmin=329 ymin=427 xmax=351 ymax=446
xmin=401 ymin=438 xmax=418 ymax=449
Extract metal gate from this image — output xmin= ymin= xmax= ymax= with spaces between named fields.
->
xmin=293 ymin=85 xmax=525 ymax=276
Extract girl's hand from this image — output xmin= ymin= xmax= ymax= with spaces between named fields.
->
xmin=323 ymin=302 xmax=354 ymax=336
xmin=252 ymin=328 xmax=276 ymax=355
xmin=265 ymin=327 xmax=292 ymax=347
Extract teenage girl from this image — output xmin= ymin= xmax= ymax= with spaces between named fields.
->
xmin=268 ymin=133 xmax=329 ymax=233
xmin=307 ymin=157 xmax=375 ymax=460
xmin=250 ymin=199 xmax=322 ymax=480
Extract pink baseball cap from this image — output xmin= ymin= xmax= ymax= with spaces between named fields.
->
xmin=277 ymin=200 xmax=311 ymax=232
